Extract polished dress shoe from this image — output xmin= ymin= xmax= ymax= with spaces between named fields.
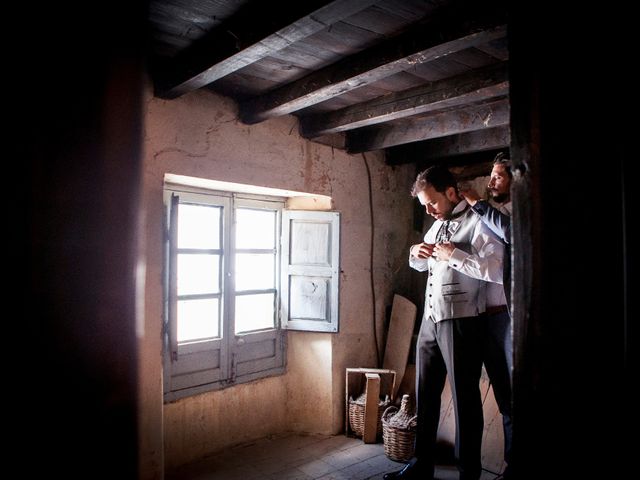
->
xmin=495 ymin=465 xmax=513 ymax=480
xmin=459 ymin=475 xmax=481 ymax=480
xmin=382 ymin=460 xmax=429 ymax=480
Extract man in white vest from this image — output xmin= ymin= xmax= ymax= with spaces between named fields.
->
xmin=384 ymin=165 xmax=503 ymax=480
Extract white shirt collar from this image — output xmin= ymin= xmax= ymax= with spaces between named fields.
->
xmin=450 ymin=199 xmax=468 ymax=218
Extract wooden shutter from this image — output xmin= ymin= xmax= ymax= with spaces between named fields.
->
xmin=281 ymin=210 xmax=340 ymax=332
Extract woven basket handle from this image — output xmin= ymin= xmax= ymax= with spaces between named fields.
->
xmin=407 ymin=415 xmax=418 ymax=429
xmin=382 ymin=405 xmax=398 ymax=422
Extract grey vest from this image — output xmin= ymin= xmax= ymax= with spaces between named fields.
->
xmin=422 ymin=207 xmax=486 ymax=322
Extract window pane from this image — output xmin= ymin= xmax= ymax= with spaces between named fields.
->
xmin=235 ymin=253 xmax=275 ymax=291
xmin=177 ymin=254 xmax=220 ymax=295
xmin=178 ymin=298 xmax=219 ymax=342
xmin=178 ymin=203 xmax=221 ymax=249
xmin=236 ymin=208 xmax=275 ymax=249
xmin=235 ymin=293 xmax=275 ymax=333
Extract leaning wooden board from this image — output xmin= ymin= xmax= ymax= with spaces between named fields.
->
xmin=383 ymin=294 xmax=417 ymax=399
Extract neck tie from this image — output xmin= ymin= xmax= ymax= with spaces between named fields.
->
xmin=437 ymin=220 xmax=450 ymax=243
xmin=438 ymin=203 xmax=467 ymax=242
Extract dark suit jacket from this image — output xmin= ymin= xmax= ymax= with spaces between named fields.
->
xmin=472 ymin=200 xmax=512 ymax=310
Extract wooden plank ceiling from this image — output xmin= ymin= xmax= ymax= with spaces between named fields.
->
xmin=149 ymin=0 xmax=509 ymax=165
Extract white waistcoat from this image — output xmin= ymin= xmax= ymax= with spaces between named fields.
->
xmin=416 ymin=207 xmax=486 ymax=322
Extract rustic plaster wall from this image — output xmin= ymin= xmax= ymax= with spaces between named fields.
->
xmin=138 ymin=88 xmax=416 ymax=478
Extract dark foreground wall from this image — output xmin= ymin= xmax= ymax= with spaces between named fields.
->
xmin=509 ymin=2 xmax=633 ymax=478
xmin=9 ymin=2 xmax=146 ymax=478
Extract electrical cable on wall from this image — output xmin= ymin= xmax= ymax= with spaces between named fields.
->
xmin=362 ymin=153 xmax=380 ymax=367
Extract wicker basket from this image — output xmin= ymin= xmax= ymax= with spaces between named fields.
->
xmin=348 ymin=392 xmax=391 ymax=438
xmin=382 ymin=394 xmax=417 ymax=462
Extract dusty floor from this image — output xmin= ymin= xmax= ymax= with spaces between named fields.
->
xmin=166 ymin=433 xmax=501 ymax=480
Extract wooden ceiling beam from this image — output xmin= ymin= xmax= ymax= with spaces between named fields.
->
xmin=385 ymin=125 xmax=510 ymax=165
xmin=240 ymin=15 xmax=507 ymax=124
xmin=309 ymin=133 xmax=347 ymax=149
xmin=156 ymin=0 xmax=378 ymax=99
xmin=346 ymin=98 xmax=509 ymax=153
xmin=300 ymin=62 xmax=508 ymax=137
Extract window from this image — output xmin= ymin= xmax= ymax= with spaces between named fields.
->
xmin=163 ymin=185 xmax=339 ymax=401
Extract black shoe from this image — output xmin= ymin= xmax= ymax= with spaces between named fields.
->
xmin=459 ymin=475 xmax=481 ymax=480
xmin=459 ymin=468 xmax=481 ymax=480
xmin=383 ymin=461 xmax=427 ymax=480
xmin=495 ymin=465 xmax=513 ymax=480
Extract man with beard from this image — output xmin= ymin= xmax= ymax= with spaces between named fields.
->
xmin=458 ymin=152 xmax=513 ymax=480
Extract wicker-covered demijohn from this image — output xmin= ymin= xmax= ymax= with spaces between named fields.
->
xmin=348 ymin=392 xmax=391 ymax=438
xmin=382 ymin=394 xmax=418 ymax=462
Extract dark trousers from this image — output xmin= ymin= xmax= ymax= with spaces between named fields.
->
xmin=484 ymin=310 xmax=513 ymax=467
xmin=415 ymin=315 xmax=485 ymax=480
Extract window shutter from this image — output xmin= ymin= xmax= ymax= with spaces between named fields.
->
xmin=281 ymin=210 xmax=340 ymax=332
xmin=163 ymin=193 xmax=179 ymax=396
xmin=167 ymin=193 xmax=179 ymax=362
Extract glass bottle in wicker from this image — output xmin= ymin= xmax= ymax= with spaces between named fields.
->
xmin=381 ymin=394 xmax=417 ymax=462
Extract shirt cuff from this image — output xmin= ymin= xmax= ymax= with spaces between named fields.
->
xmin=409 ymin=254 xmax=429 ymax=272
xmin=448 ymin=248 xmax=467 ymax=270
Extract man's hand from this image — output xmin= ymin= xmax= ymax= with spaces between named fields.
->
xmin=433 ymin=242 xmax=455 ymax=262
xmin=457 ymin=182 xmax=481 ymax=206
xmin=410 ymin=242 xmax=435 ymax=259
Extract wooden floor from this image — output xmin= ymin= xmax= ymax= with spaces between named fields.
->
xmin=166 ymin=433 xmax=501 ymax=480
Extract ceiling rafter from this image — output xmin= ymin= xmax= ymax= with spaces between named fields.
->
xmin=157 ymin=0 xmax=378 ymax=99
xmin=240 ymin=18 xmax=507 ymax=124
xmin=300 ymin=61 xmax=508 ymax=137
xmin=346 ymin=97 xmax=509 ymax=153
xmin=386 ymin=125 xmax=510 ymax=164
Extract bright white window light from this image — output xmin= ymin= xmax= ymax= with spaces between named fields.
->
xmin=178 ymin=254 xmax=219 ymax=295
xmin=177 ymin=298 xmax=219 ymax=341
xmin=178 ymin=204 xmax=220 ymax=249
xmin=235 ymin=293 xmax=275 ymax=334
xmin=235 ymin=209 xmax=275 ymax=249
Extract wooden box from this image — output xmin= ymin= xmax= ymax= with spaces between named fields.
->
xmin=345 ymin=368 xmax=396 ymax=441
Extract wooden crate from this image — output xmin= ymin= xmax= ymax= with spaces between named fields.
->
xmin=345 ymin=368 xmax=396 ymax=441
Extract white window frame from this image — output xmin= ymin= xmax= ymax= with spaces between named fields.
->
xmin=163 ymin=184 xmax=340 ymax=401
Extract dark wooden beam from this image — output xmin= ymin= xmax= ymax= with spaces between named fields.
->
xmin=309 ymin=133 xmax=347 ymax=149
xmin=157 ymin=0 xmax=378 ymax=99
xmin=449 ymin=161 xmax=495 ymax=180
xmin=475 ymin=37 xmax=509 ymax=61
xmin=240 ymin=18 xmax=507 ymax=124
xmin=386 ymin=125 xmax=510 ymax=164
xmin=347 ymin=98 xmax=509 ymax=153
xmin=300 ymin=62 xmax=508 ymax=137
